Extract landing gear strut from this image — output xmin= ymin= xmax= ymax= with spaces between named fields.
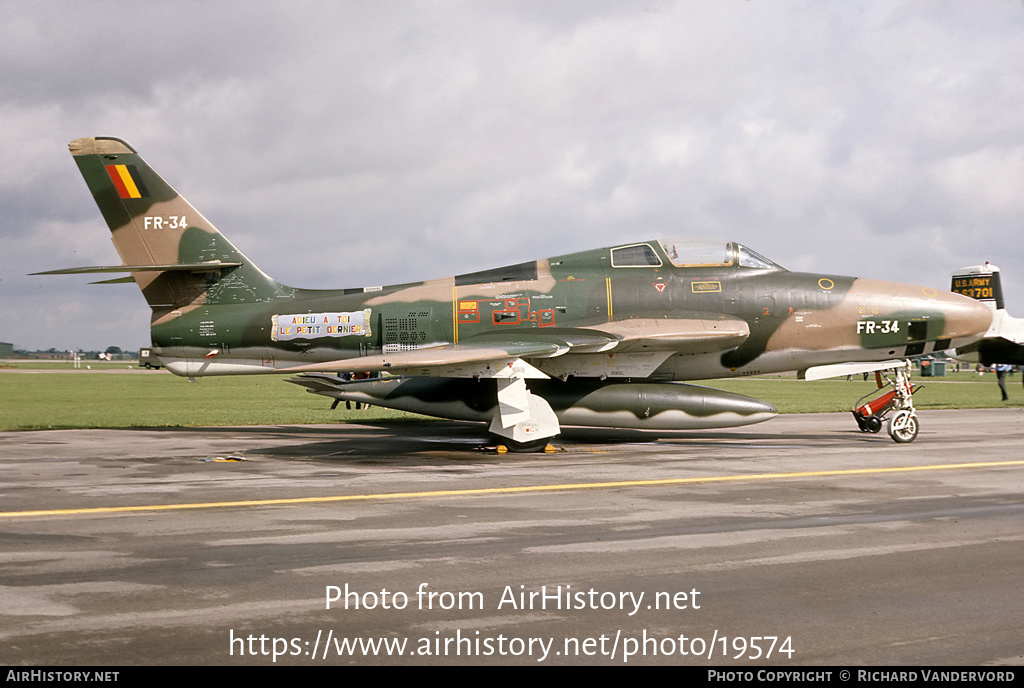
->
xmin=488 ymin=375 xmax=561 ymax=453
xmin=852 ymin=362 xmax=921 ymax=443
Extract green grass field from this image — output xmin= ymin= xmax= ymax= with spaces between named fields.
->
xmin=0 ymin=367 xmax=422 ymax=430
xmin=0 ymin=363 xmax=1020 ymax=431
xmin=0 ymin=359 xmax=132 ymax=370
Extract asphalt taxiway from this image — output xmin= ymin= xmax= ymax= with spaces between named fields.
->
xmin=1 ymin=409 xmax=1022 ymax=665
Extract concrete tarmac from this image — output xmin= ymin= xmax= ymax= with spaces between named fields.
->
xmin=1 ymin=409 xmax=1022 ymax=666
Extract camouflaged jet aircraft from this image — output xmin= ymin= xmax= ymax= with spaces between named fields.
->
xmin=38 ymin=137 xmax=993 ymax=450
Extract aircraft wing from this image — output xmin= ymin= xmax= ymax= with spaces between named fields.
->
xmin=800 ymin=359 xmax=907 ymax=381
xmin=950 ymin=310 xmax=1024 ymax=365
xmin=584 ymin=315 xmax=749 ymax=354
xmin=277 ymin=340 xmax=569 ymax=377
xmin=278 ymin=315 xmax=748 ymax=378
xmin=463 ymin=314 xmax=751 ymax=355
xmin=953 ymin=336 xmax=1024 ymax=365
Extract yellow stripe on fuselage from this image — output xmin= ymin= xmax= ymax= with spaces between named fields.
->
xmin=606 ymin=277 xmax=613 ymax=321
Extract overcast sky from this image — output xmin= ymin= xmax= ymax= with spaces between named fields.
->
xmin=2 ymin=1 xmax=1023 ymax=352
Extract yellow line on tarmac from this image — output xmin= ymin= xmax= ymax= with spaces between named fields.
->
xmin=3 ymin=460 xmax=1023 ymax=519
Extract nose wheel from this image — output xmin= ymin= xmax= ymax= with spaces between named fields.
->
xmin=851 ymin=362 xmax=921 ymax=443
xmin=887 ymin=409 xmax=919 ymax=443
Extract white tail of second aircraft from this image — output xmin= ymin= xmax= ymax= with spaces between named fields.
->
xmin=950 ymin=263 xmax=1024 ymax=364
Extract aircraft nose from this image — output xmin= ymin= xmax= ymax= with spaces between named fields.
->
xmin=929 ymin=289 xmax=993 ymax=340
xmin=849 ymin=278 xmax=992 ymax=345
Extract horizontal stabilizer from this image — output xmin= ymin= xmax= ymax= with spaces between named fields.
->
xmin=32 ymin=262 xmax=242 ymax=275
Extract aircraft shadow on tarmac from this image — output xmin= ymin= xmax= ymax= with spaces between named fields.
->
xmin=169 ymin=419 xmax=884 ymax=463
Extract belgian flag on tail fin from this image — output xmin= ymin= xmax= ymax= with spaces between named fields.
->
xmin=105 ymin=164 xmax=149 ymax=199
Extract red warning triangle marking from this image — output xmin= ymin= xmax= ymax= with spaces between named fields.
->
xmin=654 ymin=283 xmax=666 ymax=293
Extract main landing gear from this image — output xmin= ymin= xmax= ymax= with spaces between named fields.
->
xmin=852 ymin=362 xmax=921 ymax=443
xmin=487 ymin=375 xmax=561 ymax=453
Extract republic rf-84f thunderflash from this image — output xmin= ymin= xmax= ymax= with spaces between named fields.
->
xmin=38 ymin=137 xmax=992 ymax=450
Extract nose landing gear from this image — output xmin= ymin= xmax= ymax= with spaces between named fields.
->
xmin=852 ymin=362 xmax=921 ymax=443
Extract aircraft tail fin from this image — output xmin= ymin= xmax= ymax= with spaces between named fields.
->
xmin=950 ymin=263 xmax=1004 ymax=311
xmin=65 ymin=137 xmax=288 ymax=312
xmin=949 ymin=262 xmax=1024 ymax=364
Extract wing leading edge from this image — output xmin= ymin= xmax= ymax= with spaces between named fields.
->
xmin=278 ymin=315 xmax=749 ymax=377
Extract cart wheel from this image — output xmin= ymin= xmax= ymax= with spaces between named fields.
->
xmin=864 ymin=416 xmax=882 ymax=433
xmin=888 ymin=410 xmax=918 ymax=443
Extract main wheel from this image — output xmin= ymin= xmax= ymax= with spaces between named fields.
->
xmin=887 ymin=410 xmax=919 ymax=443
xmin=864 ymin=415 xmax=882 ymax=433
xmin=491 ymin=435 xmax=556 ymax=453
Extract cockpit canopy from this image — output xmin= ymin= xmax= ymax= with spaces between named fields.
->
xmin=609 ymin=239 xmax=783 ymax=270
xmin=659 ymin=238 xmax=781 ymax=269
